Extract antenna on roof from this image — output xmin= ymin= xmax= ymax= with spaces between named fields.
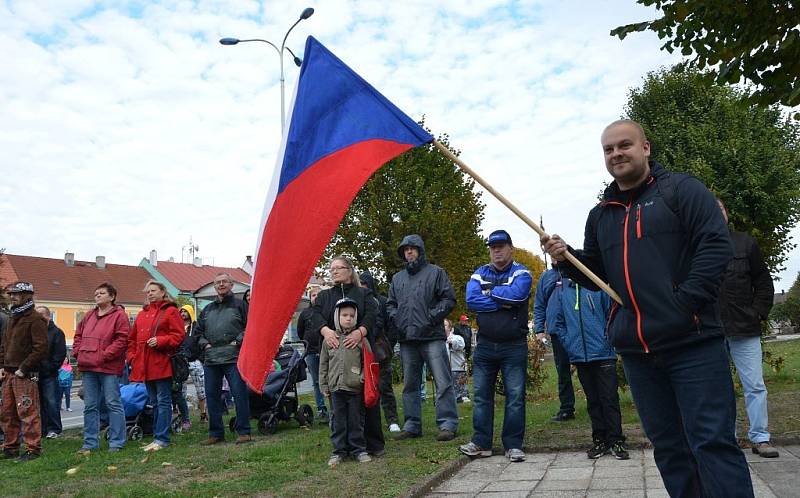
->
xmin=182 ymin=236 xmax=200 ymax=263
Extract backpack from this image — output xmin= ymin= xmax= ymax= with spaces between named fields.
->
xmin=171 ymin=353 xmax=190 ymax=384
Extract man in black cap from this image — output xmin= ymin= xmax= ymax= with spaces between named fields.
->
xmin=0 ymin=282 xmax=48 ymax=461
xmin=460 ymin=230 xmax=532 ymax=463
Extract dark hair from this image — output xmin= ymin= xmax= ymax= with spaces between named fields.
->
xmin=96 ymin=282 xmax=118 ymax=304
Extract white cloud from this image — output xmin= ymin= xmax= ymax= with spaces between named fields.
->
xmin=1 ymin=0 xmax=797 ymax=289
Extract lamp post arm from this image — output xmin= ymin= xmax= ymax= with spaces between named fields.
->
xmin=236 ymin=39 xmax=281 ymax=57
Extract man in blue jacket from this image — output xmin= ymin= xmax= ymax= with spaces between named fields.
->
xmin=533 ymin=265 xmax=576 ymax=422
xmin=543 ymin=120 xmax=752 ymax=497
xmin=459 ymin=230 xmax=531 ymax=463
xmin=555 ymin=278 xmax=628 ymax=460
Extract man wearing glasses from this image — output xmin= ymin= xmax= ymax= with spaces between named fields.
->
xmin=195 ymin=273 xmax=251 ymax=445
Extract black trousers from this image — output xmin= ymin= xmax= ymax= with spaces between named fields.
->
xmin=330 ymin=390 xmax=366 ymax=456
xmin=378 ymin=356 xmax=399 ymax=426
xmin=575 ymin=359 xmax=624 ymax=444
xmin=550 ymin=334 xmax=575 ymax=414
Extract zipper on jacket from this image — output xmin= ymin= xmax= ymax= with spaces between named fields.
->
xmin=635 ymin=204 xmax=642 ymax=239
xmin=622 ymin=201 xmax=650 ymax=353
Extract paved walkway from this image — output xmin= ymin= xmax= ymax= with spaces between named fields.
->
xmin=426 ymin=445 xmax=800 ymax=497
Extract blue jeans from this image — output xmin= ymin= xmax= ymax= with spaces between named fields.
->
xmin=38 ymin=375 xmax=62 ymax=434
xmin=471 ymin=338 xmax=527 ymax=450
xmin=60 ymin=381 xmax=73 ymax=409
xmin=146 ymin=379 xmax=173 ymax=446
xmin=82 ymin=372 xmax=126 ymax=449
xmin=204 ymin=363 xmax=251 ymax=438
xmin=727 ymin=336 xmax=770 ymax=443
xmin=622 ymin=337 xmax=753 ymax=498
xmin=400 ymin=341 xmax=458 ymax=434
xmin=304 ymin=353 xmax=327 ymax=414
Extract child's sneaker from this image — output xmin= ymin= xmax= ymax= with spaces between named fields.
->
xmin=459 ymin=441 xmax=492 ymax=458
xmin=388 ymin=423 xmax=401 ymax=433
xmin=181 ymin=420 xmax=192 ymax=431
xmin=587 ymin=440 xmax=610 ymax=459
xmin=356 ymin=452 xmax=372 ymax=463
xmin=505 ymin=448 xmax=526 ymax=462
xmin=327 ymin=454 xmax=342 ymax=467
xmin=610 ymin=441 xmax=630 ymax=460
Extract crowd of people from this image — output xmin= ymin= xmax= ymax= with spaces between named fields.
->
xmin=0 ymin=118 xmax=782 ymax=497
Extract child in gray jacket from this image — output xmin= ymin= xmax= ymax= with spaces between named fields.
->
xmin=320 ymin=299 xmax=369 ymax=466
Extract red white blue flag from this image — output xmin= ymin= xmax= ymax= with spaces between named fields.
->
xmin=238 ymin=36 xmax=433 ymax=390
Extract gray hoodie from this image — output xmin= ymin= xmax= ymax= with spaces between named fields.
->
xmin=387 ymin=234 xmax=456 ymax=342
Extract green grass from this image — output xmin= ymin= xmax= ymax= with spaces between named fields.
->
xmin=1 ymin=340 xmax=797 ymax=497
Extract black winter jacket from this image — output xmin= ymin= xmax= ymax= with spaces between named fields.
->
xmin=387 ymin=234 xmax=456 ymax=342
xmin=718 ymin=231 xmax=774 ymax=337
xmin=39 ymin=320 xmax=67 ymax=378
xmin=297 ymin=307 xmax=322 ymax=354
xmin=360 ymin=270 xmax=394 ymax=346
xmin=563 ymin=161 xmax=733 ymax=354
xmin=310 ymin=283 xmax=377 ymax=349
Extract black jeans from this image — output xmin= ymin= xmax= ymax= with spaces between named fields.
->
xmin=330 ymin=390 xmax=366 ymax=457
xmin=550 ymin=334 xmax=575 ymax=414
xmin=38 ymin=374 xmax=62 ymax=434
xmin=378 ymin=356 xmax=398 ymax=426
xmin=575 ymin=360 xmax=624 ymax=444
xmin=622 ymin=337 xmax=753 ymax=498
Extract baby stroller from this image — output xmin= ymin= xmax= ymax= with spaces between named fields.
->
xmin=228 ymin=341 xmax=313 ymax=435
xmin=106 ymin=383 xmax=181 ymax=441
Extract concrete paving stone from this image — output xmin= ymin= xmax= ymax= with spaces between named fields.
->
xmin=644 ymin=475 xmax=665 ymax=490
xmin=425 ymin=493 xmax=476 ymax=498
xmin=782 ymin=445 xmax=800 ymax=459
xmin=550 ymin=458 xmax=596 ymax=468
xmin=593 ymin=457 xmax=644 ymax=467
xmin=497 ymin=467 xmax=547 ymax=481
xmin=589 ymin=477 xmax=645 ymax=490
xmin=586 ymin=490 xmax=647 ymax=498
xmin=524 ymin=453 xmax=557 ymax=463
xmin=644 ymin=490 xmax=670 ymax=498
xmin=529 ymin=491 xmax=587 ymax=498
xmin=536 ymin=477 xmax=591 ymax=491
xmin=433 ymin=480 xmax=491 ymax=494
xmin=476 ymin=491 xmax=529 ymax=498
xmin=644 ymin=467 xmax=661 ymax=478
xmin=592 ymin=465 xmax=645 ymax=478
xmin=544 ymin=467 xmax=594 ymax=481
xmin=482 ymin=480 xmax=541 ymax=492
xmin=752 ymin=485 xmax=779 ymax=498
xmin=456 ymin=466 xmax=506 ymax=478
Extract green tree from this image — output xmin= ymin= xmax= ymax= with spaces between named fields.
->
xmin=512 ymin=247 xmax=546 ymax=314
xmin=611 ymin=1 xmax=800 ymax=115
xmin=771 ymin=272 xmax=800 ymax=327
xmin=323 ymin=127 xmax=487 ymax=319
xmin=624 ymin=66 xmax=800 ymax=272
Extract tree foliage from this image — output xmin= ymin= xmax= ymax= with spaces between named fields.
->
xmin=512 ymin=247 xmax=546 ymax=314
xmin=624 ymin=66 xmax=800 ymax=273
xmin=323 ymin=126 xmax=487 ymax=319
xmin=611 ymin=1 xmax=800 ymax=115
xmin=771 ymin=272 xmax=800 ymax=327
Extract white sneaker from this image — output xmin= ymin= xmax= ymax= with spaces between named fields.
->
xmin=67 ymin=408 xmax=73 ymax=412
xmin=461 ymin=397 xmax=471 ymax=403
xmin=143 ymin=441 xmax=166 ymax=452
xmin=388 ymin=423 xmax=401 ymax=433
xmin=45 ymin=431 xmax=59 ymax=439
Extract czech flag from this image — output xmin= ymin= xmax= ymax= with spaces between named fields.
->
xmin=238 ymin=36 xmax=433 ymax=390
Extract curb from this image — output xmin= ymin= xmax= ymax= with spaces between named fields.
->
xmin=401 ymin=455 xmax=470 ymax=498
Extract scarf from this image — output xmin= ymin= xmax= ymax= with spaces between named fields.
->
xmin=10 ymin=300 xmax=34 ymax=316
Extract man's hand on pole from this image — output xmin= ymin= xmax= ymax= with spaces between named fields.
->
xmin=540 ymin=233 xmax=568 ymax=262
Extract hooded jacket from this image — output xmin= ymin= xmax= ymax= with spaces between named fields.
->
xmin=297 ymin=304 xmax=321 ymax=355
xmin=718 ymin=230 xmax=774 ymax=337
xmin=359 ymin=270 xmax=394 ymax=345
xmin=533 ymin=268 xmax=565 ymax=336
xmin=127 ymin=300 xmax=185 ymax=381
xmin=562 ymin=161 xmax=732 ymax=354
xmin=0 ymin=304 xmax=48 ymax=375
xmin=311 ymin=282 xmax=377 ymax=349
xmin=195 ymin=293 xmax=248 ymax=365
xmin=177 ymin=304 xmax=200 ymax=360
xmin=74 ymin=304 xmax=130 ymax=375
xmin=39 ymin=320 xmax=67 ymax=378
xmin=319 ymin=303 xmax=364 ymax=395
xmin=555 ymin=278 xmax=615 ymax=364
xmin=387 ymin=234 xmax=456 ymax=342
xmin=467 ymin=259 xmax=532 ymax=342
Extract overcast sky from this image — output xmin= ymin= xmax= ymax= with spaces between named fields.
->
xmin=2 ymin=0 xmax=798 ymax=291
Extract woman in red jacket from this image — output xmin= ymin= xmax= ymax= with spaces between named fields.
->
xmin=127 ymin=280 xmax=185 ymax=451
xmin=73 ymin=282 xmax=130 ymax=454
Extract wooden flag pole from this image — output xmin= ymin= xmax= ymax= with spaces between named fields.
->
xmin=433 ymin=140 xmax=623 ymax=305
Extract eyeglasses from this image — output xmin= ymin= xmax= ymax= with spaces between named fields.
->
xmin=329 ymin=266 xmax=350 ymax=272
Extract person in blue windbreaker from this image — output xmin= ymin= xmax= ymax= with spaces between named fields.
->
xmin=556 ymin=276 xmax=628 ymax=461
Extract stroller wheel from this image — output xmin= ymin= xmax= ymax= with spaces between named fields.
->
xmin=228 ymin=416 xmax=237 ymax=433
xmin=171 ymin=416 xmax=182 ymax=434
xmin=258 ymin=413 xmax=278 ymax=435
xmin=296 ymin=404 xmax=314 ymax=427
xmin=128 ymin=425 xmax=143 ymax=441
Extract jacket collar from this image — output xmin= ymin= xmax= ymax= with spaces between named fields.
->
xmin=602 ymin=160 xmax=664 ymax=205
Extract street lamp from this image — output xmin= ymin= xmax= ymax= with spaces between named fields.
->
xmin=220 ymin=7 xmax=315 ymax=134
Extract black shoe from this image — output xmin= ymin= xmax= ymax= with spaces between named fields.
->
xmin=393 ymin=431 xmax=421 ymax=441
xmin=317 ymin=411 xmax=329 ymax=424
xmin=16 ymin=452 xmax=39 ymax=463
xmin=2 ymin=450 xmax=19 ymax=460
xmin=587 ymin=441 xmax=610 ymax=459
xmin=436 ymin=429 xmax=456 ymax=442
xmin=550 ymin=411 xmax=575 ymax=422
xmin=609 ymin=441 xmax=630 ymax=460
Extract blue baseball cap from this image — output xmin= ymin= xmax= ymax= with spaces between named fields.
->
xmin=487 ymin=230 xmax=513 ymax=247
